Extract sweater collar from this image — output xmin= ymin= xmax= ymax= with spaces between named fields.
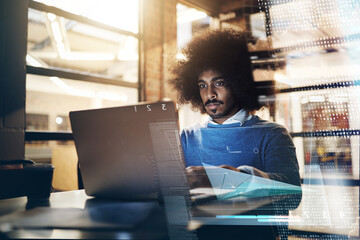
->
xmin=206 ymin=109 xmax=252 ymax=126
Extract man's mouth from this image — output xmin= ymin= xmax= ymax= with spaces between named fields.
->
xmin=205 ymin=100 xmax=223 ymax=112
xmin=206 ymin=102 xmax=219 ymax=110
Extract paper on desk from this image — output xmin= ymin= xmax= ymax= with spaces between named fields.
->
xmin=190 ymin=187 xmax=232 ymax=196
xmin=202 ymin=163 xmax=302 ymax=200
xmin=0 ymin=202 xmax=156 ymax=230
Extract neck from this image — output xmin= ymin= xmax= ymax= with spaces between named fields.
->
xmin=210 ymin=108 xmax=252 ymax=125
xmin=212 ymin=117 xmax=228 ymax=125
xmin=210 ymin=110 xmax=239 ymax=124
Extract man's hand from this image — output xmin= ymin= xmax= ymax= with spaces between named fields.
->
xmin=186 ymin=165 xmax=240 ymax=189
xmin=218 ymin=165 xmax=240 ymax=172
xmin=186 ymin=166 xmax=211 ymax=188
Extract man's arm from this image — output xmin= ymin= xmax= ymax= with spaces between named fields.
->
xmin=261 ymin=126 xmax=301 ymax=186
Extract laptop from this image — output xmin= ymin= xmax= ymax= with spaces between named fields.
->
xmin=70 ymin=101 xmax=188 ymax=200
xmin=70 ymin=101 xmax=301 ymax=234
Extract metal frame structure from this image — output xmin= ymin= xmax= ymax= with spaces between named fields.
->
xmin=26 ymin=0 xmax=143 ymax=141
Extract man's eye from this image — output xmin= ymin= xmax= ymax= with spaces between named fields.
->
xmin=199 ymin=84 xmax=206 ymax=89
xmin=215 ymin=81 xmax=225 ymax=87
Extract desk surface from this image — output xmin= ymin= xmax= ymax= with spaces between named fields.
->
xmin=0 ymin=190 xmax=168 ymax=239
xmin=0 ymin=190 xmax=300 ymax=239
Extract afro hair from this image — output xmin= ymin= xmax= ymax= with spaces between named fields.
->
xmin=170 ymin=28 xmax=264 ymax=113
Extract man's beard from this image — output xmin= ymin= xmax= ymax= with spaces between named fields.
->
xmin=204 ymin=99 xmax=238 ymax=120
xmin=210 ymin=113 xmax=224 ymax=119
xmin=204 ymin=99 xmax=223 ymax=117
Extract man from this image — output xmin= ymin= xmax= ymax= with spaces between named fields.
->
xmin=170 ymin=28 xmax=301 ymax=239
xmin=170 ymin=28 xmax=301 ymax=188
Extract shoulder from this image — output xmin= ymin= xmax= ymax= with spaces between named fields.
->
xmin=180 ymin=123 xmax=206 ymax=149
xmin=245 ymin=116 xmax=292 ymax=140
xmin=246 ymin=116 xmax=288 ymax=130
xmin=180 ymin=123 xmax=204 ymax=138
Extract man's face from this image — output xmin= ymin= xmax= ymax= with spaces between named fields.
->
xmin=198 ymin=69 xmax=240 ymax=124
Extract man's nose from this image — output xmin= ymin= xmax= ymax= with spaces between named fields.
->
xmin=206 ymin=84 xmax=217 ymax=99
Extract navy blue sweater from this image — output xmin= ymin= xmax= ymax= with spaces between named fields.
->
xmin=181 ymin=116 xmax=301 ymax=186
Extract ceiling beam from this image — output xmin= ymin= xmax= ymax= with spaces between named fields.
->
xmin=178 ymin=0 xmax=221 ymax=16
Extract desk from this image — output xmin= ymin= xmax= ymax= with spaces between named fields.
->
xmin=0 ymin=190 xmax=300 ymax=239
xmin=0 ymin=190 xmax=168 ymax=239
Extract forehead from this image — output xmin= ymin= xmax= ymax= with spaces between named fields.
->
xmin=198 ymin=69 xmax=222 ymax=81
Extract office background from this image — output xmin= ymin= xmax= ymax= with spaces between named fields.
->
xmin=0 ymin=0 xmax=359 ymax=238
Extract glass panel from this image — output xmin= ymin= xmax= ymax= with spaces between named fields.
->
xmin=176 ymin=3 xmax=210 ymax=130
xmin=27 ymin=1 xmax=140 ymax=192
xmin=26 ymin=74 xmax=138 ymax=121
xmin=268 ymin=0 xmax=360 ymax=49
xmin=276 ymin=88 xmax=359 ymax=180
xmin=250 ymin=12 xmax=267 ymax=40
xmin=177 ymin=3 xmax=210 ymax=49
xmin=32 ymin=0 xmax=139 ymax=34
xmin=272 ymin=49 xmax=360 ymax=89
xmin=253 ymin=1 xmax=360 ymax=236
xmin=27 ymin=8 xmax=138 ymax=83
xmin=25 ymin=73 xmax=138 ymax=190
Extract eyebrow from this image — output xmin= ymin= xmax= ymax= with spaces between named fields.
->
xmin=197 ymin=76 xmax=224 ymax=83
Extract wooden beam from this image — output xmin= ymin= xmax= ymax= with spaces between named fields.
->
xmin=179 ymin=0 xmax=221 ymax=16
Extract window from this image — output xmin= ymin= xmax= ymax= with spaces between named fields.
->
xmin=248 ymin=0 xmax=360 ymax=236
xmin=176 ymin=3 xmax=211 ymax=130
xmin=216 ymin=0 xmax=360 ymax=237
xmin=25 ymin=0 xmax=140 ymax=191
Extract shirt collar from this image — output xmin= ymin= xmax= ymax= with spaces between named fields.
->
xmin=206 ymin=109 xmax=252 ymax=126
